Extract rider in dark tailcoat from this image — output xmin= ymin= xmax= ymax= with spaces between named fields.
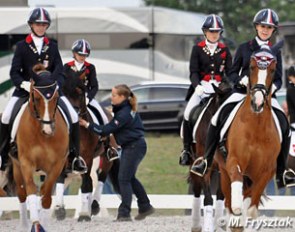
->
xmin=63 ymin=39 xmax=109 ymax=125
xmin=0 ymin=7 xmax=87 ymax=173
xmin=179 ymin=14 xmax=232 ymax=166
xmin=192 ymin=9 xmax=295 ymax=188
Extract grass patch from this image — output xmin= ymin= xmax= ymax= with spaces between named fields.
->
xmin=137 ymin=132 xmax=189 ymax=194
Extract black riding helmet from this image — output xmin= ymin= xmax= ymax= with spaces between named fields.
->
xmin=28 ymin=7 xmax=51 ymax=26
xmin=28 ymin=8 xmax=51 ymax=38
xmin=253 ymin=8 xmax=279 ymax=30
xmin=72 ymin=39 xmax=91 ymax=57
xmin=202 ymin=14 xmax=224 ymax=34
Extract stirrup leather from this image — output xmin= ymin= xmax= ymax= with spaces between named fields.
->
xmin=72 ymin=156 xmax=87 ymax=174
xmin=283 ymin=168 xmax=295 ymax=187
xmin=190 ymin=157 xmax=207 ymax=177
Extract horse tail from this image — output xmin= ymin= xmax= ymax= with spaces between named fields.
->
xmin=5 ymin=161 xmax=16 ymax=196
xmin=108 ymin=158 xmax=120 ymax=194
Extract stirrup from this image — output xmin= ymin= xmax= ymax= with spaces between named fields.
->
xmin=106 ymin=147 xmax=120 ymax=161
xmin=283 ymin=169 xmax=295 ymax=187
xmin=190 ymin=157 xmax=207 ymax=177
xmin=72 ymin=156 xmax=87 ymax=174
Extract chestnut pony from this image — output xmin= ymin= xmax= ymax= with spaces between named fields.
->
xmin=54 ymin=71 xmax=119 ymax=221
xmin=9 ymin=64 xmax=68 ymax=232
xmin=216 ymin=44 xmax=281 ymax=228
xmin=189 ymin=81 xmax=231 ymax=232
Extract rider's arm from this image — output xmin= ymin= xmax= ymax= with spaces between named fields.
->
xmin=273 ymin=50 xmax=283 ymax=92
xmin=86 ymin=65 xmax=98 ymax=102
xmin=10 ymin=42 xmax=25 ymax=89
xmin=189 ymin=45 xmax=202 ymax=88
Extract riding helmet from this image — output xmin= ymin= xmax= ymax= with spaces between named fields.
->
xmin=28 ymin=7 xmax=51 ymax=26
xmin=202 ymin=14 xmax=224 ymax=33
xmin=72 ymin=39 xmax=91 ymax=57
xmin=253 ymin=9 xmax=279 ymax=28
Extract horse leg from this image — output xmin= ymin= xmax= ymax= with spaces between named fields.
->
xmin=19 ymin=161 xmax=41 ymax=230
xmin=78 ymin=171 xmax=93 ymax=222
xmin=190 ymin=176 xmax=202 ymax=232
xmin=227 ymin=159 xmax=243 ymax=216
xmin=39 ymin=162 xmax=65 ymax=230
xmin=54 ymin=171 xmax=67 ymax=220
xmin=215 ymin=172 xmax=225 ymax=229
xmin=248 ymin=172 xmax=274 ymax=219
xmin=202 ymin=176 xmax=214 ymax=232
xmin=12 ymin=163 xmax=29 ymax=230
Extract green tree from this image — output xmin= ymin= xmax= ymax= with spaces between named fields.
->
xmin=144 ymin=0 xmax=295 ymax=47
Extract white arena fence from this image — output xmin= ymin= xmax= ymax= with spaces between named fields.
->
xmin=0 ymin=194 xmax=294 ymax=213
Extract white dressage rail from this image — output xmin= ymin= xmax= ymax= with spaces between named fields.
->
xmin=0 ymin=195 xmax=294 ymax=211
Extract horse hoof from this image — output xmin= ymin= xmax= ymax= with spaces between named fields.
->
xmin=31 ymin=223 xmax=46 ymax=232
xmin=191 ymin=226 xmax=202 ymax=232
xmin=232 ymin=208 xmax=242 ymax=216
xmin=54 ymin=205 xmax=66 ymax=221
xmin=91 ymin=200 xmax=100 ymax=216
xmin=78 ymin=214 xmax=91 ymax=222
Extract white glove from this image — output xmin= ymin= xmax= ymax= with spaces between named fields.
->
xmin=195 ymin=85 xmax=204 ymax=96
xmin=20 ymin=81 xmax=31 ymax=92
xmin=239 ymin=75 xmax=249 ymax=87
xmin=271 ymin=84 xmax=277 ymax=95
xmin=85 ymin=97 xmax=90 ymax=105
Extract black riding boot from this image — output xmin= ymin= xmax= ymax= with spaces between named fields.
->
xmin=0 ymin=123 xmax=10 ymax=171
xmin=179 ymin=120 xmax=192 ymax=166
xmin=191 ymin=124 xmax=219 ymax=176
xmin=68 ymin=122 xmax=87 ymax=174
xmin=275 ymin=110 xmax=295 ymax=188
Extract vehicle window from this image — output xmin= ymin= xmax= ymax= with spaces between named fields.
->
xmin=149 ymin=87 xmax=187 ymax=101
xmin=133 ymin=88 xmax=149 ymax=102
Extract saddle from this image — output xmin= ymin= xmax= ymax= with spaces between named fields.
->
xmin=188 ymin=97 xmax=213 ymax=143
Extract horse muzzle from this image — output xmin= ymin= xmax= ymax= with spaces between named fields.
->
xmin=41 ymin=121 xmax=56 ymax=136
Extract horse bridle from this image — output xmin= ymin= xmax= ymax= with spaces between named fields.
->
xmin=30 ymin=83 xmax=58 ymax=126
xmin=249 ymin=51 xmax=276 ymax=111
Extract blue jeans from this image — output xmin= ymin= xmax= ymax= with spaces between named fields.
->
xmin=118 ymin=138 xmax=151 ymax=217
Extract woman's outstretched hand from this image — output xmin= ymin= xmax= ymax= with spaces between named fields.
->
xmin=79 ymin=118 xmax=89 ymax=128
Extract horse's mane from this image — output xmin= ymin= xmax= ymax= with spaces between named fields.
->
xmin=63 ymin=73 xmax=86 ymax=100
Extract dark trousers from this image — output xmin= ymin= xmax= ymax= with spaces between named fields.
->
xmin=118 ymin=138 xmax=151 ymax=217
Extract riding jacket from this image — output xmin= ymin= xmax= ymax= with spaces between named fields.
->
xmin=88 ymin=100 xmax=145 ymax=146
xmin=186 ymin=40 xmax=232 ymax=100
xmin=287 ymin=83 xmax=295 ymax=126
xmin=228 ymin=38 xmax=283 ymax=94
xmin=10 ymin=34 xmax=63 ymax=97
xmin=63 ymin=61 xmax=98 ymax=102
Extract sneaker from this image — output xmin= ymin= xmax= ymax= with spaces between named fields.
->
xmin=114 ymin=216 xmax=132 ymax=222
xmin=283 ymin=169 xmax=295 ymax=188
xmin=190 ymin=157 xmax=207 ymax=177
xmin=179 ymin=150 xmax=191 ymax=166
xmin=134 ymin=206 xmax=155 ymax=220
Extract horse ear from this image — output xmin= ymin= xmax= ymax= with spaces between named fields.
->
xmin=271 ymin=40 xmax=284 ymax=56
xmin=212 ymin=84 xmax=221 ymax=94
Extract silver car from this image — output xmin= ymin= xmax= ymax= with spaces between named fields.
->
xmin=100 ymin=82 xmax=189 ymax=131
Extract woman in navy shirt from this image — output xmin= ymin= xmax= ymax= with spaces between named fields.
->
xmin=79 ymin=84 xmax=155 ymax=221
